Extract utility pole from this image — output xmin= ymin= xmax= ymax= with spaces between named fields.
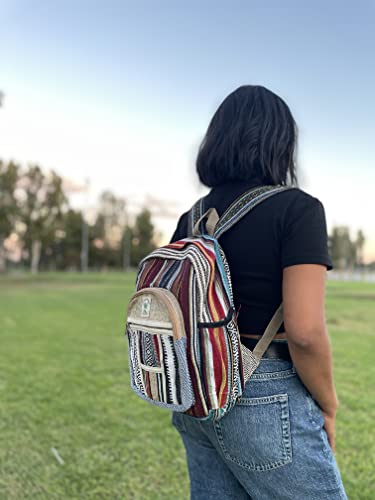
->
xmin=80 ymin=178 xmax=90 ymax=272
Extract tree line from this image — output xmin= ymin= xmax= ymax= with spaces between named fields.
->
xmin=329 ymin=227 xmax=367 ymax=270
xmin=0 ymin=160 xmax=156 ymax=273
xmin=0 ymin=159 xmax=371 ymax=273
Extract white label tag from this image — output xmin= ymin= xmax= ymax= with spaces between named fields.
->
xmin=141 ymin=297 xmax=152 ymax=318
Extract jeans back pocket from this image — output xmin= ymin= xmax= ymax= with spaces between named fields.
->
xmin=214 ymin=393 xmax=292 ymax=471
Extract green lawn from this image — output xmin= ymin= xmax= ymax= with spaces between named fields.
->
xmin=0 ymin=273 xmax=374 ymax=499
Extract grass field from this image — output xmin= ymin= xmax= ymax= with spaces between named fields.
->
xmin=0 ymin=273 xmax=374 ymax=499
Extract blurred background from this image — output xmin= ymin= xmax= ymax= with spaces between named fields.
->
xmin=1 ymin=0 xmax=374 ymax=276
xmin=1 ymin=1 xmax=374 ymax=499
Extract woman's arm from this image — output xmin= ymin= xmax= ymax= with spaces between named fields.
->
xmin=282 ymin=263 xmax=338 ymax=450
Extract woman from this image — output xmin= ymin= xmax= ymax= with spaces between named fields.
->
xmin=170 ymin=85 xmax=347 ymax=499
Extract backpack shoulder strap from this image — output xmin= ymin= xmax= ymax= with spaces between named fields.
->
xmin=214 ymin=184 xmax=296 ymax=239
xmin=188 ymin=197 xmax=205 ymax=236
xmin=212 ymin=184 xmax=295 ymax=358
xmin=241 ymin=302 xmax=284 ymax=383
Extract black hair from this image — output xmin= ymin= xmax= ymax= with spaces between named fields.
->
xmin=196 ymin=85 xmax=298 ymax=187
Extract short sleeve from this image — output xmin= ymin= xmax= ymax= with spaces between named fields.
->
xmin=281 ymin=195 xmax=333 ymax=271
xmin=169 ymin=211 xmax=189 ymax=243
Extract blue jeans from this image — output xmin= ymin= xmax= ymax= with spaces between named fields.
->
xmin=171 ymin=358 xmax=347 ymax=499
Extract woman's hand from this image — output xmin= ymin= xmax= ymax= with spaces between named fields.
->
xmin=322 ymin=409 xmax=336 ymax=453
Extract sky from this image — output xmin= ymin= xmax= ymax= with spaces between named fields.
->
xmin=1 ymin=0 xmax=374 ymax=261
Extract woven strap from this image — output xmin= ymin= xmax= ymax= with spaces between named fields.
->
xmin=188 ymin=197 xmax=205 ymax=236
xmin=214 ymin=185 xmax=295 ymax=239
xmin=188 ymin=185 xmax=296 ymax=238
xmin=187 ymin=185 xmax=293 ymax=367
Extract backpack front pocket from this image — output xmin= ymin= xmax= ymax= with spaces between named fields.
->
xmin=126 ymin=288 xmax=194 ymax=412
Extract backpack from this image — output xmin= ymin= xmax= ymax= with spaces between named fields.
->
xmin=125 ymin=184 xmax=295 ymax=421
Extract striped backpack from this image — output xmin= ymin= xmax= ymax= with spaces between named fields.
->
xmin=125 ymin=184 xmax=294 ymax=421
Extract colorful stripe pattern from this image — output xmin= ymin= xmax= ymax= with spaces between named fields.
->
xmin=128 ymin=235 xmax=244 ymax=420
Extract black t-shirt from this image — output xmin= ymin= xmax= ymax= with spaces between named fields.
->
xmin=169 ymin=177 xmax=333 ymax=334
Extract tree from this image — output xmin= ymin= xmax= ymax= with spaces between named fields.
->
xmin=89 ymin=191 xmax=127 ymax=269
xmin=18 ymin=166 xmax=68 ymax=273
xmin=130 ymin=208 xmax=156 ymax=266
xmin=329 ymin=226 xmax=357 ymax=270
xmin=89 ymin=212 xmax=107 ymax=269
xmin=51 ymin=209 xmax=83 ymax=270
xmin=0 ymin=160 xmax=20 ymax=272
xmin=98 ymin=191 xmax=126 ymax=247
xmin=122 ymin=224 xmax=132 ymax=271
xmin=355 ymin=229 xmax=366 ymax=267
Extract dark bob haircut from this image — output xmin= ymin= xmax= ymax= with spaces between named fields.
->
xmin=196 ymin=85 xmax=298 ymax=187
